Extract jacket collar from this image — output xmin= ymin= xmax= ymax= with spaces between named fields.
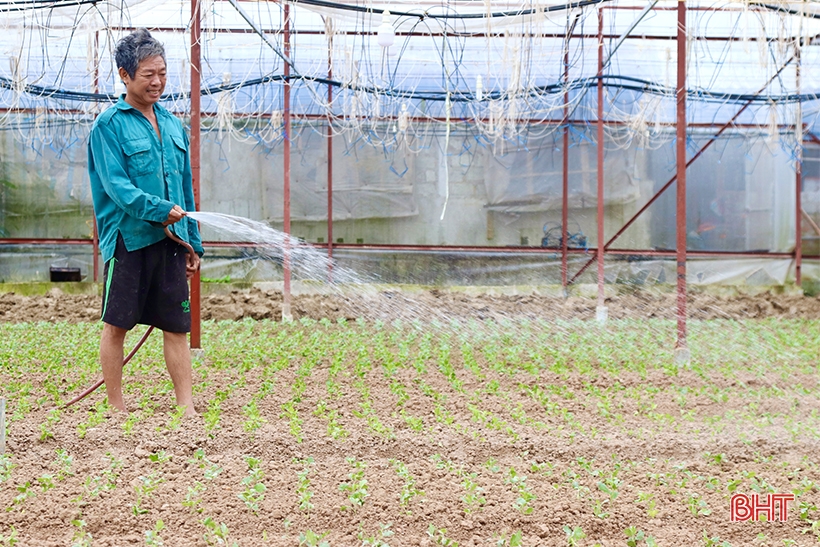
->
xmin=115 ymin=94 xmax=169 ymax=118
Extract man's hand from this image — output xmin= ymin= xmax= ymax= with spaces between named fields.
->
xmin=163 ymin=205 xmax=186 ymax=226
xmin=186 ymin=252 xmax=200 ymax=280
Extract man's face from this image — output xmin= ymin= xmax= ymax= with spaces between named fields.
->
xmin=119 ymin=55 xmax=166 ymax=110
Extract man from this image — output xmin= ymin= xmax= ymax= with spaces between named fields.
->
xmin=87 ymin=29 xmax=203 ymax=417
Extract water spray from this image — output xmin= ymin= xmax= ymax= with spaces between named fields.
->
xmin=63 ymin=226 xmax=196 ymax=408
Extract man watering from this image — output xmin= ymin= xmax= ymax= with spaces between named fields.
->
xmin=87 ymin=29 xmax=203 ymax=416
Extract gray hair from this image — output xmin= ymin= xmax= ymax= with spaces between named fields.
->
xmin=114 ymin=29 xmax=166 ymax=79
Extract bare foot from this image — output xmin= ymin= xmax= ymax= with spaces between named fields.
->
xmin=181 ymin=405 xmax=199 ymax=419
xmin=108 ymin=401 xmax=128 ymax=415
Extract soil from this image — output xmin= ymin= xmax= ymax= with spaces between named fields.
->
xmin=2 ymin=285 xmax=820 ymax=324
xmin=1 ymin=287 xmax=819 ymax=546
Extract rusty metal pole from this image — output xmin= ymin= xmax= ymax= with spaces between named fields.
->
xmin=568 ymin=35 xmax=806 ymax=287
xmin=92 ymin=30 xmax=100 ymax=282
xmin=596 ymin=7 xmax=606 ymax=322
xmin=190 ymin=0 xmax=202 ymax=348
xmin=675 ymin=0 xmax=688 ymax=361
xmin=795 ymin=41 xmax=803 ymax=287
xmin=282 ymin=4 xmax=293 ymax=320
xmin=561 ymin=28 xmax=570 ymax=292
xmin=327 ymin=28 xmax=334 ymax=278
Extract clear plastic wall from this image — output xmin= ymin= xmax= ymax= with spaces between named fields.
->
xmin=0 ymin=0 xmax=818 ymax=286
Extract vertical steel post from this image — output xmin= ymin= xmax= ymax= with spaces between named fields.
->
xmin=327 ymin=29 xmax=334 ymax=273
xmin=92 ymin=30 xmax=100 ymax=282
xmin=596 ymin=8 xmax=606 ymax=320
xmin=561 ymin=31 xmax=570 ymax=290
xmin=190 ymin=0 xmax=202 ymax=348
xmin=675 ymin=0 xmax=688 ymax=356
xmin=795 ymin=40 xmax=803 ymax=286
xmin=282 ymin=4 xmax=293 ymax=320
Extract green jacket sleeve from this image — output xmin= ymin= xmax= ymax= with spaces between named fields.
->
xmin=89 ymin=122 xmax=175 ymax=224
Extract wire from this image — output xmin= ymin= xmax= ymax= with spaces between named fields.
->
xmin=283 ymin=0 xmax=614 ymax=19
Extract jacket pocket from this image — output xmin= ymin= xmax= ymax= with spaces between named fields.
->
xmin=170 ymin=133 xmax=187 ymax=174
xmin=122 ymin=138 xmax=154 ymax=177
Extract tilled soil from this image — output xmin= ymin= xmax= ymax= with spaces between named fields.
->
xmin=1 ymin=288 xmax=819 ymax=546
xmin=2 ymin=285 xmax=820 ymax=323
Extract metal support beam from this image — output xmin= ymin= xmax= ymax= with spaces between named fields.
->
xmin=327 ymin=26 xmax=334 ymax=279
xmin=596 ymin=7 xmax=606 ymax=321
xmin=561 ymin=15 xmax=578 ymax=291
xmin=795 ymin=39 xmax=803 ymax=286
xmin=282 ymin=4 xmax=293 ymax=321
xmin=190 ymin=0 xmax=202 ymax=349
xmin=675 ymin=0 xmax=688 ymax=356
xmin=92 ymin=30 xmax=100 ymax=283
xmin=568 ymin=50 xmax=803 ymax=285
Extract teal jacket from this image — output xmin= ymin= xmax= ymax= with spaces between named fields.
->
xmin=88 ymin=96 xmax=204 ymax=262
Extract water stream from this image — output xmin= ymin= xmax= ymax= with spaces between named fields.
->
xmin=186 ymin=211 xmax=797 ymax=370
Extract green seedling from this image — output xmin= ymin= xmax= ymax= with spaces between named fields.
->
xmin=493 ymin=530 xmax=523 ymax=547
xmin=203 ymin=396 xmax=224 ymax=432
xmin=399 ymin=410 xmax=424 ymax=432
xmin=132 ymin=472 xmax=164 ymax=516
xmin=563 ymin=525 xmax=586 ymax=547
xmin=390 ymin=459 xmax=424 ymax=506
xmin=242 ymin=399 xmax=266 ymax=434
xmin=149 ymin=450 xmax=171 ymax=465
xmin=70 ymin=518 xmax=92 ymax=547
xmin=0 ymin=455 xmax=13 ymax=483
xmin=704 ymin=452 xmax=727 ymax=466
xmin=166 ymin=406 xmax=187 ymax=431
xmin=281 ymin=400 xmax=303 ymax=442
xmin=298 ymin=529 xmax=330 ymax=547
xmin=506 ymin=467 xmax=535 ymax=514
xmin=359 ymin=522 xmax=394 ymax=547
xmin=702 ymin=531 xmax=731 ymax=547
xmin=37 ymin=474 xmax=55 ymax=492
xmin=189 ymin=449 xmax=223 ymax=481
xmin=11 ymin=481 xmax=35 ymax=506
xmin=76 ymin=399 xmax=108 ymax=439
xmin=339 ymin=457 xmax=368 ymax=509
xmin=427 ymin=525 xmax=458 ymax=547
xmin=238 ymin=456 xmax=266 ymax=514
xmin=460 ymin=472 xmax=486 ymax=514
xmin=183 ymin=482 xmax=206 ymax=513
xmin=144 ymin=519 xmax=165 ymax=547
xmin=625 ymin=526 xmax=658 ymax=547
xmin=202 ymin=517 xmax=236 ymax=546
xmin=85 ymin=452 xmax=122 ymax=498
xmin=687 ymin=493 xmax=712 ymax=516
xmin=597 ymin=476 xmax=621 ymax=501
xmin=54 ymin=448 xmax=74 ymax=481
xmin=799 ymin=500 xmax=818 ymax=521
xmin=295 ymin=457 xmax=315 ymax=512
xmin=0 ymin=526 xmax=18 ymax=547
xmin=592 ymin=498 xmax=610 ymax=519
xmin=314 ymin=400 xmax=348 ymax=439
xmin=39 ymin=408 xmax=60 ymax=441
xmin=636 ymin=491 xmax=659 ymax=518
xmin=122 ymin=411 xmax=141 ymax=435
xmin=484 ymin=458 xmax=501 ymax=473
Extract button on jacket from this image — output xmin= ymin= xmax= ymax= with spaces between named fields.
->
xmin=88 ymin=95 xmax=204 ymax=262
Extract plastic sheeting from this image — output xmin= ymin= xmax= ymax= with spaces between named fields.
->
xmin=485 ymin=129 xmax=641 ymax=213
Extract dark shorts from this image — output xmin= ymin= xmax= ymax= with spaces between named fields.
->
xmin=101 ymin=234 xmax=191 ymax=333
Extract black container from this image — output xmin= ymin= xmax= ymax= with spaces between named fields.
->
xmin=49 ymin=267 xmax=82 ymax=282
